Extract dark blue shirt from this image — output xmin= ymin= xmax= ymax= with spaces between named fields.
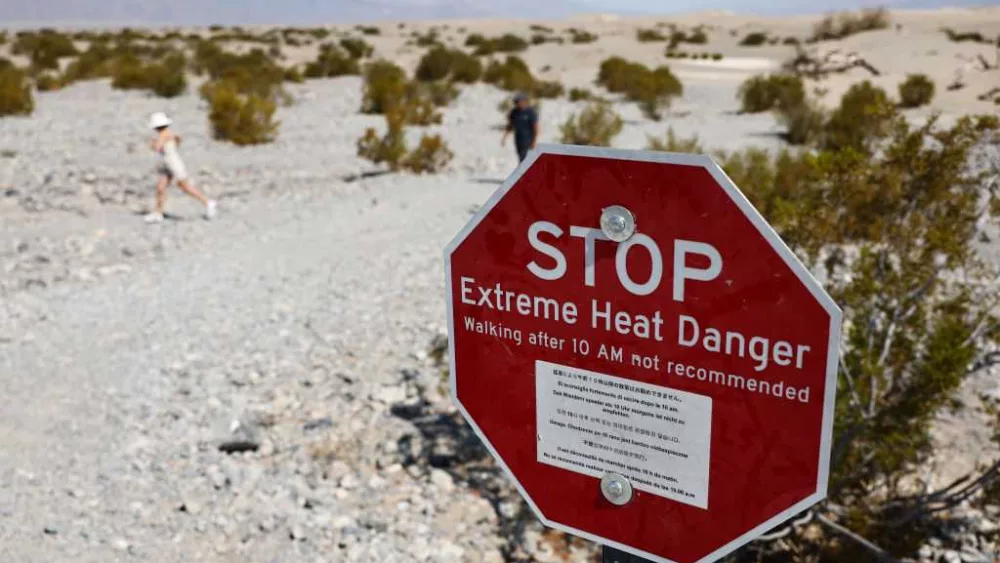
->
xmin=508 ymin=107 xmax=538 ymax=148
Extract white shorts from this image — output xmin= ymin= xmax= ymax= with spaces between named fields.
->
xmin=157 ymin=156 xmax=188 ymax=181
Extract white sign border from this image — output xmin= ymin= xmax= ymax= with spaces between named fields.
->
xmin=444 ymin=143 xmax=843 ymax=563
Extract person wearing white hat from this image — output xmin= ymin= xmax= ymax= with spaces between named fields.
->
xmin=146 ymin=112 xmax=217 ymax=223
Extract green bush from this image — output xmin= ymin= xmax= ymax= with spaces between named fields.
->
xmin=637 ymin=28 xmax=666 ymax=42
xmin=559 ymin=102 xmax=623 ymax=146
xmin=533 ymin=80 xmax=565 ymax=99
xmin=483 ymin=55 xmax=534 ymax=92
xmin=465 ymin=33 xmax=486 ymax=47
xmin=739 ymin=32 xmax=769 ymax=46
xmin=148 ymin=54 xmax=188 ymax=98
xmin=415 ymin=47 xmax=455 ymax=82
xmin=777 ymin=101 xmax=826 ymax=145
xmin=823 ymin=80 xmax=895 ymax=152
xmin=361 ymin=60 xmax=442 ymax=125
xmin=34 ymin=72 xmax=62 ymax=92
xmin=0 ymin=65 xmax=35 ymax=116
xmin=108 ymin=51 xmax=187 ymax=98
xmin=569 ymin=87 xmax=593 ymax=101
xmin=192 ymin=42 xmax=287 ymax=98
xmin=709 ymin=115 xmax=1000 ymax=563
xmin=11 ymin=29 xmax=78 ymax=71
xmin=361 ymin=59 xmax=409 ymax=114
xmin=303 ymin=43 xmax=361 ymax=78
xmin=357 ymin=26 xmax=381 ymax=36
xmin=596 ymin=57 xmax=683 ymax=120
xmin=358 ymin=105 xmax=409 ymax=171
xmin=737 ymin=73 xmax=805 ymax=113
xmin=810 ymin=7 xmax=890 ymax=42
xmin=897 ymin=73 xmax=935 ymax=108
xmin=687 ymin=28 xmax=708 ymax=44
xmin=472 ymin=34 xmax=529 ymax=56
xmin=403 ymin=134 xmax=454 ymax=174
xmin=205 ymin=80 xmax=280 ymax=145
xmin=646 ymin=127 xmax=704 ymax=153
xmin=569 ymin=28 xmax=598 ymax=44
xmin=941 ymin=28 xmax=990 ymax=43
xmin=450 ymin=51 xmax=483 ymax=83
xmin=530 ymin=34 xmax=549 ymax=46
xmin=421 ymin=80 xmax=459 ymax=107
xmin=339 ymin=37 xmax=374 ymax=59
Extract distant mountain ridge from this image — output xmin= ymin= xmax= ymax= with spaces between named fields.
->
xmin=0 ymin=0 xmax=588 ymax=26
xmin=1 ymin=0 xmax=996 ymax=26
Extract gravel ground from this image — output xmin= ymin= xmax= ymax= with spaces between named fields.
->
xmin=0 ymin=74 xmax=997 ymax=563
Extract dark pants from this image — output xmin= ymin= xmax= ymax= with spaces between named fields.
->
xmin=516 ymin=143 xmax=531 ymax=162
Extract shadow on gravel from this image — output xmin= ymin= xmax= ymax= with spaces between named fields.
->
xmin=391 ymin=391 xmax=540 ymax=560
xmin=341 ymin=170 xmax=394 ymax=183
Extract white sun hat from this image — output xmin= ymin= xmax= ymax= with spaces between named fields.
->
xmin=149 ymin=112 xmax=173 ymax=129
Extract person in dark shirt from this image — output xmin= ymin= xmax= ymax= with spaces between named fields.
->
xmin=501 ymin=93 xmax=539 ymax=162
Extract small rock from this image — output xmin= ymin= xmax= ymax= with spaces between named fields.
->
xmin=429 ymin=469 xmax=455 ymax=492
xmin=112 ymin=538 xmax=130 ymax=552
xmin=43 ymin=527 xmax=58 ymax=535
xmin=82 ymin=173 xmax=97 ymax=184
xmin=303 ymin=417 xmax=333 ymax=432
xmin=374 ymin=385 xmax=407 ymax=404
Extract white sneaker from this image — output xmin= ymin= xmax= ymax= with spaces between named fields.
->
xmin=205 ymin=200 xmax=218 ymax=220
xmin=143 ymin=212 xmax=164 ymax=223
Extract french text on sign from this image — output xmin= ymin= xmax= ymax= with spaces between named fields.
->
xmin=535 ymin=360 xmax=712 ymax=509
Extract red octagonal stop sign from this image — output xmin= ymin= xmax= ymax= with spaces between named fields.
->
xmin=445 ymin=145 xmax=841 ymax=563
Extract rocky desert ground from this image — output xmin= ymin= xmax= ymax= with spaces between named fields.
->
xmin=1 ymin=7 xmax=999 ymax=563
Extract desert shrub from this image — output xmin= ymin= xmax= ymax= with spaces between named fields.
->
xmin=823 ymin=80 xmax=895 ymax=152
xmin=472 ymin=34 xmax=529 ymax=56
xmin=465 ymin=33 xmax=486 ymax=47
xmin=776 ymin=101 xmax=826 ymax=145
xmin=361 ymin=59 xmax=409 ymax=114
xmin=637 ymin=28 xmax=666 ymax=42
xmin=413 ymin=30 xmax=442 ymax=48
xmin=533 ymin=80 xmax=564 ymax=99
xmin=0 ymin=65 xmax=35 ymax=116
xmin=483 ymin=56 xmax=534 ymax=92
xmin=402 ymin=134 xmax=454 ymax=173
xmin=646 ymin=127 xmax=704 ymax=153
xmin=782 ymin=36 xmax=801 ymax=45
xmin=739 ymin=32 xmax=769 ymax=46
xmin=596 ymin=57 xmax=683 ymax=120
xmin=339 ymin=37 xmax=374 ymax=59
xmin=283 ymin=66 xmax=304 ymax=83
xmin=810 ymin=7 xmax=890 ymax=42
xmin=357 ymin=26 xmax=381 ymax=36
xmin=303 ymin=43 xmax=361 ymax=78
xmin=569 ymin=87 xmax=593 ymax=101
xmin=569 ymin=28 xmax=598 ymax=44
xmin=415 ymin=47 xmax=455 ymax=82
xmin=361 ymin=60 xmax=442 ymax=125
xmin=450 ymin=51 xmax=483 ymax=83
xmin=421 ymin=80 xmax=459 ymax=107
xmin=192 ymin=42 xmax=287 ymax=98
xmin=11 ymin=29 xmax=78 ymax=71
xmin=897 ymin=73 xmax=935 ymax=108
xmin=737 ymin=73 xmax=805 ymax=113
xmin=34 ymin=72 xmax=62 ymax=92
xmin=559 ymin=102 xmax=623 ymax=146
xmin=358 ymin=105 xmax=408 ymax=171
xmin=715 ymin=114 xmax=1000 ymax=563
xmin=530 ymin=34 xmax=549 ymax=46
xmin=711 ymin=53 xmax=724 ymax=60
xmin=205 ymin=80 xmax=279 ymax=145
xmin=0 ymin=31 xmax=7 ymax=46
xmin=687 ymin=28 xmax=708 ymax=44
xmin=941 ymin=28 xmax=991 ymax=43
xmin=62 ymin=43 xmax=116 ymax=83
